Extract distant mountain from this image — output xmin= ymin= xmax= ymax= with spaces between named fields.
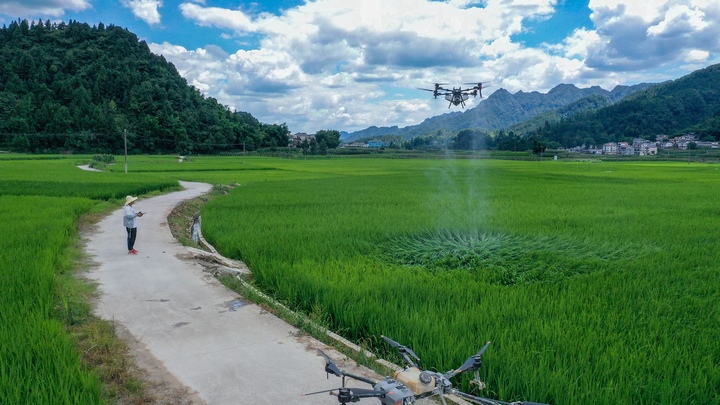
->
xmin=535 ymin=63 xmax=720 ymax=147
xmin=345 ymin=82 xmax=655 ymax=142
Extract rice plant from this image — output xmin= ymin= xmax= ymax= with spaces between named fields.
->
xmin=0 ymin=155 xmax=181 ymax=403
xmin=1 ymin=196 xmax=101 ymax=403
xmin=383 ymin=229 xmax=637 ymax=285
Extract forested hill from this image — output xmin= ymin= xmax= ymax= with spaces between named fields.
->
xmin=0 ymin=19 xmax=288 ymax=154
xmin=534 ymin=63 xmax=720 ymax=147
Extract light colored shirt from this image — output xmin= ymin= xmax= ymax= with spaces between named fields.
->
xmin=123 ymin=205 xmax=138 ymax=228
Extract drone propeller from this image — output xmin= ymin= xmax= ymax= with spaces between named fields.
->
xmin=463 ymin=82 xmax=489 ymax=95
xmin=381 ymin=335 xmax=420 ymax=367
xmin=417 ymin=88 xmax=436 ymax=92
xmin=456 ymin=341 xmax=491 ymax=374
xmin=381 ymin=335 xmax=420 ymax=360
xmin=318 ymin=349 xmax=343 ymax=378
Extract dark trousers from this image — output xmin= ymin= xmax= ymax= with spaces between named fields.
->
xmin=126 ymin=227 xmax=137 ymax=251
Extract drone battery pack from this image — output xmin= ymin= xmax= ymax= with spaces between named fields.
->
xmin=394 ymin=367 xmax=435 ymax=395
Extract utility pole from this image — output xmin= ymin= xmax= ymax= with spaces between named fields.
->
xmin=124 ymin=129 xmax=128 ymax=174
xmin=243 ymin=140 xmax=246 ymax=165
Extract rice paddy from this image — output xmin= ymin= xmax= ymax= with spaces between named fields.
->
xmin=0 ymin=155 xmax=178 ymax=403
xmin=2 ymin=154 xmax=719 ymax=405
xmin=198 ymin=157 xmax=720 ymax=405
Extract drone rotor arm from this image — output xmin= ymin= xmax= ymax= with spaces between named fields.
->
xmin=332 ymin=387 xmax=387 ymax=404
xmin=341 ymin=371 xmax=378 ymax=387
xmin=351 ymin=387 xmax=386 ymax=399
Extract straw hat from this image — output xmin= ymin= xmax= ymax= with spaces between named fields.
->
xmin=125 ymin=195 xmax=138 ymax=206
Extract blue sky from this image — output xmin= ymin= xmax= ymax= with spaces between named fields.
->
xmin=1 ymin=0 xmax=719 ymax=133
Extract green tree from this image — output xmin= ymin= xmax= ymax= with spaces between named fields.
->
xmin=0 ymin=19 xmax=273 ymax=154
xmin=319 ymin=140 xmax=328 ymax=155
xmin=453 ymin=129 xmax=489 ymax=150
xmin=314 ymin=129 xmax=341 ymax=149
xmin=300 ymin=138 xmax=310 ymax=155
xmin=262 ymin=123 xmax=290 ymax=148
xmin=532 ymin=139 xmax=547 ymax=155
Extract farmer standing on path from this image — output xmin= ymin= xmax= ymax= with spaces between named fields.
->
xmin=123 ymin=195 xmax=144 ymax=254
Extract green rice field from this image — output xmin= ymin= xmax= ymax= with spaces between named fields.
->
xmin=2 ymin=154 xmax=719 ymax=404
xmin=196 ymin=157 xmax=720 ymax=405
xmin=0 ymin=155 xmax=177 ymax=403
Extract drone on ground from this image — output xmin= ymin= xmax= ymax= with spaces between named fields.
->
xmin=303 ymin=335 xmax=547 ymax=405
xmin=418 ymin=82 xmax=488 ymax=108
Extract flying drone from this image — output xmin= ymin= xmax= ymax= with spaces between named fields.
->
xmin=418 ymin=82 xmax=488 ymax=108
xmin=303 ymin=335 xmax=547 ymax=405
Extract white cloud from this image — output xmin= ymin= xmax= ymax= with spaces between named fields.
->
xmin=3 ymin=0 xmax=720 ymax=134
xmin=685 ymin=49 xmax=710 ymax=62
xmin=393 ymin=100 xmax=431 ymax=113
xmin=150 ymin=0 xmax=720 ymax=133
xmin=647 ymin=4 xmax=708 ymax=36
xmin=149 ymin=42 xmax=228 ymax=90
xmin=179 ymin=2 xmax=254 ymax=32
xmin=0 ymin=0 xmax=90 ymax=17
xmin=559 ymin=28 xmax=602 ymax=59
xmin=121 ymin=0 xmax=163 ymax=25
xmin=582 ymin=0 xmax=720 ymax=70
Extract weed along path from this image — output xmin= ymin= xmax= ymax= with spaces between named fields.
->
xmin=83 ymin=181 xmax=375 ymax=404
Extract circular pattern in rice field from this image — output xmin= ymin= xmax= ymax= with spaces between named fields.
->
xmin=384 ymin=230 xmax=631 ymax=285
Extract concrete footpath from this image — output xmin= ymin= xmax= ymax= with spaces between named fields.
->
xmin=83 ymin=181 xmax=376 ymax=404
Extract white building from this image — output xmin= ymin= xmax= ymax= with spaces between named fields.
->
xmin=639 ymin=143 xmax=657 ymax=156
xmin=602 ymin=143 xmax=618 ymax=154
xmin=618 ymin=142 xmax=633 ymax=155
xmin=290 ymin=133 xmax=315 ymax=147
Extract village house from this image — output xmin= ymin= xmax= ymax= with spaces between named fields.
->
xmin=602 ymin=142 xmax=618 ymax=154
xmin=290 ymin=132 xmax=315 ymax=147
xmin=617 ymin=142 xmax=633 ymax=155
xmin=574 ymin=133 xmax=710 ymax=156
xmin=639 ymin=143 xmax=658 ymax=155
